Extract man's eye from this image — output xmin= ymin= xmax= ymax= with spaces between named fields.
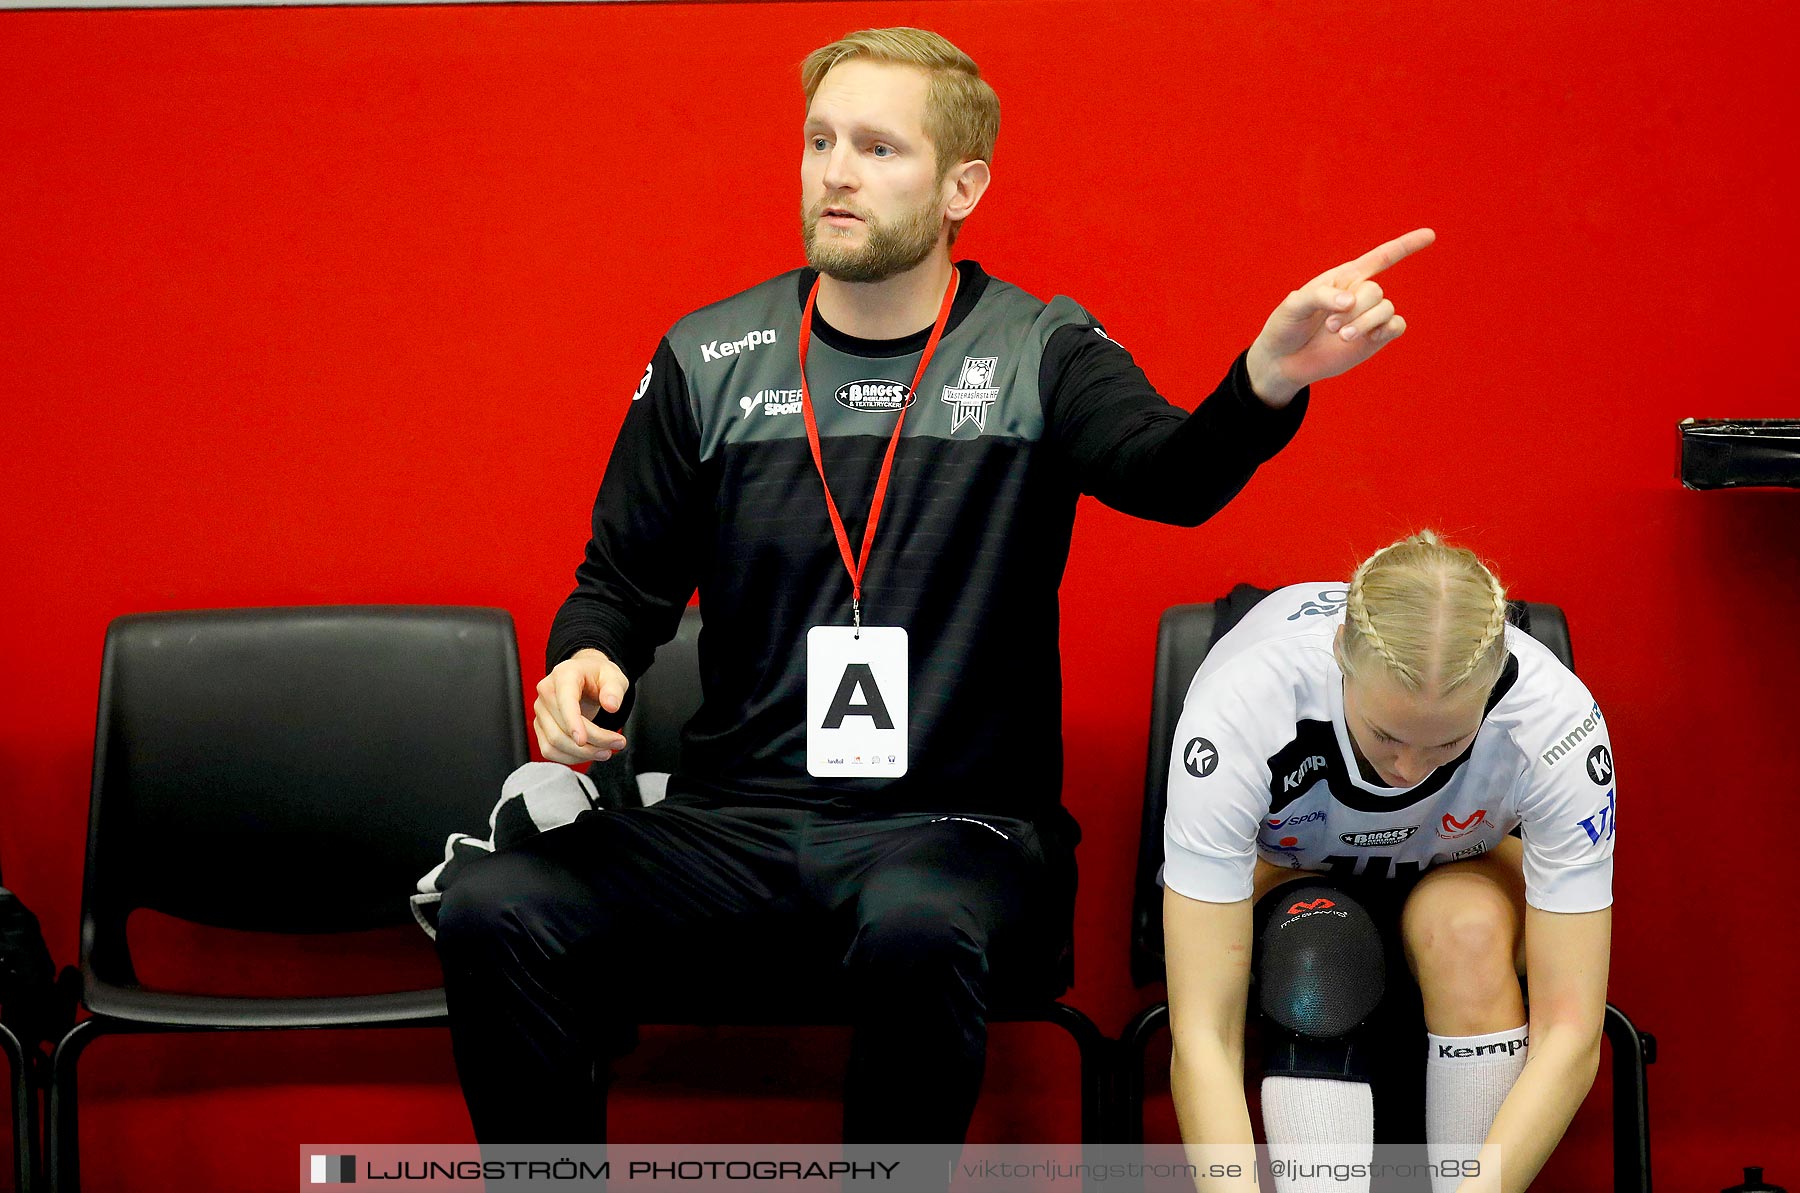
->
xmin=810 ymin=137 xmax=829 ymax=151
xmin=871 ymin=144 xmax=895 ymax=158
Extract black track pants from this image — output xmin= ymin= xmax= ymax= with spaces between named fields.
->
xmin=435 ymin=795 xmax=1059 ymax=1144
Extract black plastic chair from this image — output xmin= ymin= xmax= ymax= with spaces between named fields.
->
xmin=604 ymin=607 xmax=1111 ymax=1139
xmin=48 ymin=606 xmax=529 ymax=1193
xmin=1118 ymin=591 xmax=1656 ymax=1190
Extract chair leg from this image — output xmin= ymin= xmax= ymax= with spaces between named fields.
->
xmin=3 ymin=1024 xmax=33 ymax=1193
xmin=1120 ymin=1002 xmax=1169 ymax=1146
xmin=1603 ymin=1003 xmax=1654 ymax=1193
xmin=1041 ymin=1002 xmax=1111 ymax=1142
xmin=48 ymin=1018 xmax=110 ymax=1193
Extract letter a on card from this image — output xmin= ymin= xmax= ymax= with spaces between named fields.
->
xmin=807 ymin=626 xmax=907 ymax=777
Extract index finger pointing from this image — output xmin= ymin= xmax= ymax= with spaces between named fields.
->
xmin=1339 ymin=227 xmax=1436 ymax=282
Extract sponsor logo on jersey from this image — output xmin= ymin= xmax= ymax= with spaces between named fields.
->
xmin=700 ymin=329 xmax=777 ymax=363
xmin=1092 ymin=326 xmax=1127 ymax=349
xmin=1586 ymin=744 xmax=1613 ymax=785
xmin=1450 ymin=841 xmax=1490 ymax=860
xmin=1438 ymin=809 xmax=1488 ymax=839
xmin=1542 ymin=703 xmax=1604 ymax=767
xmin=835 ymin=379 xmax=914 ymax=413
xmin=1438 ymin=1036 xmax=1528 ymax=1059
xmin=1339 ymin=827 xmax=1419 ymax=848
xmin=1286 ymin=897 xmax=1336 ymax=914
xmin=1285 ymin=588 xmax=1349 ymax=621
xmin=1577 ymin=788 xmax=1615 ymax=846
xmin=1182 ymin=737 xmax=1218 ymax=779
xmin=1267 ymin=809 xmax=1326 ymax=830
xmin=1282 ymin=755 xmax=1329 ymax=792
xmin=738 ymin=388 xmax=803 ymax=419
xmin=941 ymin=356 xmax=1000 ymax=433
xmin=631 ymin=362 xmax=653 ymax=402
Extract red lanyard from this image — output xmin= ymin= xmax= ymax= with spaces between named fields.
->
xmin=797 ymin=267 xmax=960 ymax=633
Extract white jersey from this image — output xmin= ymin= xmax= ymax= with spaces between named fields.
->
xmin=1163 ymin=583 xmax=1615 ymax=913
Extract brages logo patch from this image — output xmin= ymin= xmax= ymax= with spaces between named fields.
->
xmin=836 ymin=379 xmax=914 ymax=413
xmin=1339 ymin=827 xmax=1419 ymax=848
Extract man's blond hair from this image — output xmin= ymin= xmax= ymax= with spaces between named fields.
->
xmin=801 ymin=28 xmax=999 ymax=243
xmin=1337 ymin=530 xmax=1511 ymax=697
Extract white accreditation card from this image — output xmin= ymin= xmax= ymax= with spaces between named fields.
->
xmin=806 ymin=625 xmax=908 ymax=778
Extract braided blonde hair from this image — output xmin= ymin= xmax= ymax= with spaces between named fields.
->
xmin=1338 ymin=530 xmax=1509 ymax=696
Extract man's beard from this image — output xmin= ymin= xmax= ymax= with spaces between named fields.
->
xmin=801 ymin=193 xmax=943 ymax=284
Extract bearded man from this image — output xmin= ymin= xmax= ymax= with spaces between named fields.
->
xmin=436 ymin=26 xmax=1432 ymax=1146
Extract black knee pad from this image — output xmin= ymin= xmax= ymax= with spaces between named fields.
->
xmin=1254 ymin=879 xmax=1387 ymax=1082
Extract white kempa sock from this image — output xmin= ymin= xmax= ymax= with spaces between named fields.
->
xmin=1262 ymin=1076 xmax=1374 ymax=1193
xmin=1425 ymin=1025 xmax=1529 ymax=1193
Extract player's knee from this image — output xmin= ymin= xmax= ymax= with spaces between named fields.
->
xmin=1407 ymin=901 xmax=1515 ymax=982
xmin=436 ymin=850 xmax=599 ymax=968
xmin=844 ymin=901 xmax=985 ymax=983
xmin=1255 ymin=882 xmax=1387 ymax=1082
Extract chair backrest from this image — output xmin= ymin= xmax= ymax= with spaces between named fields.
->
xmin=83 ymin=606 xmax=528 ymax=985
xmin=1129 ymin=589 xmax=1574 ymax=986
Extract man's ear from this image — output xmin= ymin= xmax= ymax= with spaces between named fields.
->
xmin=943 ymin=159 xmax=991 ymax=223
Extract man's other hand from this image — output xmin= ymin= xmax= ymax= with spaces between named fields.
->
xmin=533 ymin=648 xmax=630 ymax=764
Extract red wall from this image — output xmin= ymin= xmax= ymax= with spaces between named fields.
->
xmin=3 ymin=1 xmax=1797 ymax=1188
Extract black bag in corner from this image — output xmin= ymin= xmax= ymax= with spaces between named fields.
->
xmin=0 ymin=885 xmax=66 ymax=1046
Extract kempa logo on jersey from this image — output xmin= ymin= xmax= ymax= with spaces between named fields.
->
xmin=1586 ymin=744 xmax=1614 ymax=786
xmin=1542 ymin=703 xmax=1604 ymax=767
xmin=1438 ymin=1036 xmax=1528 ymax=1059
xmin=941 ymin=356 xmax=1000 ymax=433
xmin=700 ymin=329 xmax=777 ymax=363
xmin=1282 ymin=754 xmax=1328 ymax=792
xmin=1182 ymin=737 xmax=1219 ymax=779
xmin=739 ymin=388 xmax=803 ymax=419
xmin=1340 ymin=827 xmax=1419 ymax=847
xmin=1438 ymin=809 xmax=1488 ymax=839
xmin=836 ymin=379 xmax=915 ymax=413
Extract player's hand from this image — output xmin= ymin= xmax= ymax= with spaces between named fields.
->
xmin=1244 ymin=228 xmax=1436 ymax=407
xmin=533 ymin=648 xmax=629 ymax=764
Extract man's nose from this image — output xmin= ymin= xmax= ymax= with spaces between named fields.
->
xmin=821 ymin=142 xmax=858 ymax=192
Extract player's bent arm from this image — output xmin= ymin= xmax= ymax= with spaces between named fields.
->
xmin=1459 ymin=905 xmax=1611 ymax=1193
xmin=1164 ymin=886 xmax=1260 ymax=1191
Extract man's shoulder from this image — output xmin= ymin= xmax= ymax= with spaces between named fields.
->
xmin=970 ymin=268 xmax=1097 ymax=331
xmin=665 ymin=268 xmax=807 ymax=352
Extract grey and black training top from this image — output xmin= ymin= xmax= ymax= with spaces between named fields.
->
xmin=549 ymin=260 xmax=1308 ymax=828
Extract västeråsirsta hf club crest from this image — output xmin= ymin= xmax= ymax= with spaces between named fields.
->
xmin=941 ymin=356 xmax=1000 ymax=434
